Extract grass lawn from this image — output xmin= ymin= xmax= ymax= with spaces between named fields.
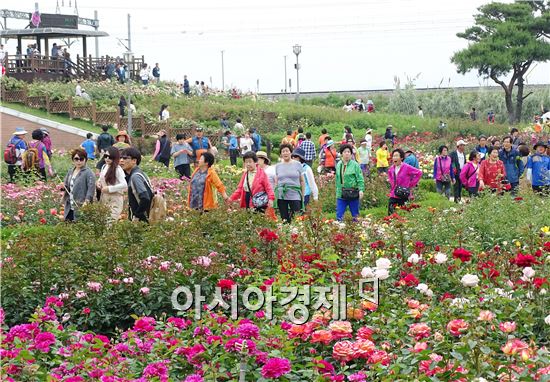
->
xmin=1 ymin=102 xmax=117 ymax=135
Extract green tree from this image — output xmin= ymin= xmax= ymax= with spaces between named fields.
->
xmin=451 ymin=1 xmax=550 ymax=123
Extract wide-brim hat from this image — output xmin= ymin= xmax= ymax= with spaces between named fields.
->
xmin=116 ymin=130 xmax=130 ymax=139
xmin=256 ymin=151 xmax=270 ymax=164
xmin=13 ymin=127 xmax=28 ymax=135
xmin=326 ymin=140 xmax=335 ymax=147
xmin=366 ymin=129 xmax=372 ymax=134
xmin=533 ymin=141 xmax=548 ymax=150
xmin=456 ymin=139 xmax=467 ymax=146
xmin=291 ymin=147 xmax=306 ymax=161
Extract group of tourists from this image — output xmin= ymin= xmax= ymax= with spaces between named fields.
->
xmin=432 ymin=132 xmax=550 ymax=201
xmin=5 ymin=119 xmax=549 ymax=224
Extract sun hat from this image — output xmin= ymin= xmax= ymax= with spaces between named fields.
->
xmin=256 ymin=151 xmax=270 ymax=165
xmin=533 ymin=141 xmax=548 ymax=150
xmin=360 ymin=139 xmax=367 ymax=145
xmin=13 ymin=127 xmax=28 ymax=135
xmin=115 ymin=130 xmax=130 ymax=143
xmin=195 ymin=127 xmax=204 ymax=132
xmin=291 ymin=147 xmax=306 ymax=161
xmin=326 ymin=140 xmax=335 ymax=147
xmin=366 ymin=129 xmax=372 ymax=134
xmin=456 ymin=139 xmax=467 ymax=146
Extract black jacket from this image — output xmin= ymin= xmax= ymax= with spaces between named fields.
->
xmin=126 ymin=167 xmax=153 ymax=222
xmin=450 ymin=150 xmax=466 ymax=178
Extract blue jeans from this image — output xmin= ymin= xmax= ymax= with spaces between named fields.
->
xmin=336 ymin=198 xmax=360 ymax=221
xmin=436 ymin=180 xmax=451 ymax=199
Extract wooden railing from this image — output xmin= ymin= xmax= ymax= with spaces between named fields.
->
xmin=3 ymin=54 xmax=146 ymax=81
xmin=0 ymin=87 xmax=223 ymax=144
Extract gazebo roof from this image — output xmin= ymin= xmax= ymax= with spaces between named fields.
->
xmin=0 ymin=28 xmax=108 ymax=39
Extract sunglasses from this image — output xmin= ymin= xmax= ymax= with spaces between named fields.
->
xmin=103 ymin=155 xmax=111 ymax=159
xmin=73 ymin=157 xmax=85 ymax=162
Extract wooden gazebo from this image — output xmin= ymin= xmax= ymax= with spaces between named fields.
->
xmin=0 ymin=27 xmax=124 ymax=82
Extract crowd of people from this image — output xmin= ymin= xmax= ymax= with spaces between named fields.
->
xmin=4 ymin=119 xmax=550 ymax=224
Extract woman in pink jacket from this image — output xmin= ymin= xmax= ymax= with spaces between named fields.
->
xmin=459 ymin=150 xmax=481 ymax=197
xmin=387 ymin=148 xmax=423 ymax=214
xmin=230 ymin=151 xmax=274 ymax=213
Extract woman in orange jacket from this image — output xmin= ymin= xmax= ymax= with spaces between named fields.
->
xmin=188 ymin=152 xmax=229 ymax=211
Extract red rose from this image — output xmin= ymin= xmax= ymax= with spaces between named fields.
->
xmin=510 ymin=253 xmax=537 ymax=267
xmin=452 ymin=248 xmax=472 ymax=262
xmin=217 ymin=279 xmax=236 ymax=290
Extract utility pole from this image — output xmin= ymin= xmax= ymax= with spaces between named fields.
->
xmin=221 ymin=50 xmax=225 ymax=92
xmin=293 ymin=44 xmax=301 ymax=102
xmin=94 ymin=10 xmax=99 ymax=58
xmin=284 ymin=55 xmax=287 ymax=93
xmin=127 ymin=14 xmax=132 ymax=52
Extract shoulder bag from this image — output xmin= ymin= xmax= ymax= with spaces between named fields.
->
xmin=340 ymin=163 xmax=360 ymax=200
xmin=246 ymin=171 xmax=268 ymax=208
xmin=393 ymin=167 xmax=410 ymax=200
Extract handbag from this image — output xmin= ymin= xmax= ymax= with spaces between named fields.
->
xmin=340 ymin=163 xmax=360 ymax=200
xmin=247 ymin=172 xmax=268 ymax=208
xmin=438 ymin=157 xmax=451 ymax=183
xmin=393 ymin=167 xmax=410 ymax=200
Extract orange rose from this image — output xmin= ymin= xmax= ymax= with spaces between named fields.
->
xmin=352 ymin=339 xmax=376 ymax=359
xmin=333 ymin=340 xmax=355 ymax=362
xmin=310 ymin=330 xmax=333 ymax=345
xmin=329 ymin=321 xmax=353 ymax=340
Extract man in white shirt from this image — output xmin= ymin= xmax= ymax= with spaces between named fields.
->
xmin=450 ymin=139 xmax=467 ymax=203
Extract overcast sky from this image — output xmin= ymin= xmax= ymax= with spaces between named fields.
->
xmin=2 ymin=0 xmax=550 ymax=92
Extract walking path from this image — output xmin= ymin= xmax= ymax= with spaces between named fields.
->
xmin=1 ymin=106 xmax=94 ymax=149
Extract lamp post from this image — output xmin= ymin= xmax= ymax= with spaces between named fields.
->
xmin=124 ymin=51 xmax=134 ymax=135
xmin=293 ymin=44 xmax=301 ymax=101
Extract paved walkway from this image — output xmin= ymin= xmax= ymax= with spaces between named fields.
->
xmin=1 ymin=107 xmax=94 ymax=150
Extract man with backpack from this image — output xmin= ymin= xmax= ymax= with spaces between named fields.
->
xmin=22 ymin=129 xmax=54 ymax=181
xmin=120 ymin=147 xmax=153 ymax=223
xmin=96 ymin=125 xmax=116 ymax=169
xmin=5 ymin=127 xmax=28 ymax=183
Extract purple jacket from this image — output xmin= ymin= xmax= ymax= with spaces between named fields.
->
xmin=388 ymin=163 xmax=422 ymax=198
xmin=459 ymin=161 xmax=479 ymax=188
xmin=433 ymin=155 xmax=452 ymax=182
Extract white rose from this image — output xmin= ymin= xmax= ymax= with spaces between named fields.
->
xmin=375 ymin=268 xmax=390 ymax=280
xmin=416 ymin=283 xmax=429 ymax=293
xmin=545 ymin=314 xmax=550 ymax=326
xmin=540 ymin=288 xmax=547 ymax=295
xmin=434 ymin=252 xmax=448 ymax=264
xmin=408 ymin=253 xmax=421 ymax=264
xmin=425 ymin=289 xmax=434 ymax=297
xmin=522 ymin=267 xmax=535 ymax=279
xmin=451 ymin=297 xmax=470 ymax=308
xmin=361 ymin=267 xmax=376 ymax=278
xmin=461 ymin=274 xmax=480 ymax=287
xmin=376 ymin=258 xmax=392 ymax=270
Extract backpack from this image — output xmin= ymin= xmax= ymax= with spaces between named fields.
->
xmin=134 ymin=173 xmax=166 ymax=224
xmin=4 ymin=142 xmax=19 ymax=164
xmin=22 ymin=142 xmax=42 ymax=171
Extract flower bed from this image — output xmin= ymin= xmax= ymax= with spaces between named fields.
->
xmin=2 ymin=185 xmax=549 ymax=380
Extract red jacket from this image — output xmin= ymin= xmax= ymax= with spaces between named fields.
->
xmin=230 ymin=165 xmax=274 ymax=208
xmin=479 ymin=159 xmax=506 ymax=190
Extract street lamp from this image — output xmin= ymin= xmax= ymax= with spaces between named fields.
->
xmin=293 ymin=44 xmax=301 ymax=101
xmin=123 ymin=51 xmax=134 ymax=135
